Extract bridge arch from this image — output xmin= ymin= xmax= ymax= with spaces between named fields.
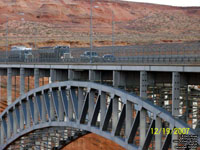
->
xmin=0 ymin=81 xmax=199 ymax=149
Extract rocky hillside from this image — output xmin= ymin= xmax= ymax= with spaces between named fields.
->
xmin=0 ymin=0 xmax=199 ymax=49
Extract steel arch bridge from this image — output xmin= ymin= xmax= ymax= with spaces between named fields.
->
xmin=0 ymin=81 xmax=199 ymax=150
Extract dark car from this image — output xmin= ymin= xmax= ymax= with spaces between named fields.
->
xmin=103 ymin=54 xmax=116 ymax=62
xmin=80 ymin=51 xmax=100 ymax=62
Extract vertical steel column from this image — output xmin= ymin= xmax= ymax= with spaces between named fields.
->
xmin=26 ymin=99 xmax=31 ymax=127
xmin=13 ymin=108 xmax=18 ymax=135
xmin=20 ymin=68 xmax=25 ymax=95
xmin=50 ymin=69 xmax=55 ymax=83
xmin=112 ymin=96 xmax=118 ymax=133
xmin=172 ymin=72 xmax=180 ymax=117
xmin=58 ymin=90 xmax=64 ymax=121
xmin=67 ymin=88 xmax=73 ymax=121
xmin=78 ymin=87 xmax=84 ymax=119
xmin=49 ymin=92 xmax=55 ymax=121
xmin=34 ymin=68 xmax=39 ymax=88
xmin=89 ymin=70 xmax=95 ymax=82
xmin=140 ymin=108 xmax=146 ymax=147
xmin=89 ymin=90 xmax=95 ymax=122
xmin=19 ymin=105 xmax=24 ymax=130
xmin=7 ymin=68 xmax=12 ymax=105
xmin=89 ymin=70 xmax=101 ymax=83
xmin=172 ymin=72 xmax=180 ymax=150
xmin=33 ymin=99 xmax=39 ymax=124
xmin=41 ymin=95 xmax=46 ymax=122
xmin=126 ymin=100 xmax=132 ymax=142
xmin=100 ymin=92 xmax=106 ymax=128
xmin=155 ymin=117 xmax=162 ymax=150
xmin=140 ymin=71 xmax=148 ymax=98
xmin=68 ymin=95 xmax=73 ymax=121
xmin=0 ymin=121 xmax=4 ymax=145
xmin=68 ymin=69 xmax=73 ymax=81
xmin=113 ymin=70 xmax=120 ymax=87
xmin=7 ymin=112 xmax=11 ymax=138
xmin=113 ymin=71 xmax=125 ymax=87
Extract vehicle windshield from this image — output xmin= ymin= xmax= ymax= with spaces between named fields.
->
xmin=91 ymin=52 xmax=97 ymax=56
xmin=84 ymin=51 xmax=98 ymax=56
xmin=85 ymin=52 xmax=90 ymax=55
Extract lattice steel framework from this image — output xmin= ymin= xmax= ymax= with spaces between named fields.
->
xmin=0 ymin=81 xmax=199 ymax=150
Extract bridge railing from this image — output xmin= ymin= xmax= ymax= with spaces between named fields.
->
xmin=1 ymin=55 xmax=200 ymax=64
xmin=0 ymin=42 xmax=200 ymax=64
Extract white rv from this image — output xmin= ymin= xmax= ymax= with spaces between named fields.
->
xmin=9 ymin=46 xmax=33 ymax=61
xmin=11 ymin=46 xmax=32 ymax=51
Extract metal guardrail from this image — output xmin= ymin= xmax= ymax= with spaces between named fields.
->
xmin=0 ymin=42 xmax=199 ymax=64
xmin=1 ymin=55 xmax=200 ymax=64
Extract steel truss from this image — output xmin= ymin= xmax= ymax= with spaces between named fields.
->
xmin=0 ymin=81 xmax=199 ymax=150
